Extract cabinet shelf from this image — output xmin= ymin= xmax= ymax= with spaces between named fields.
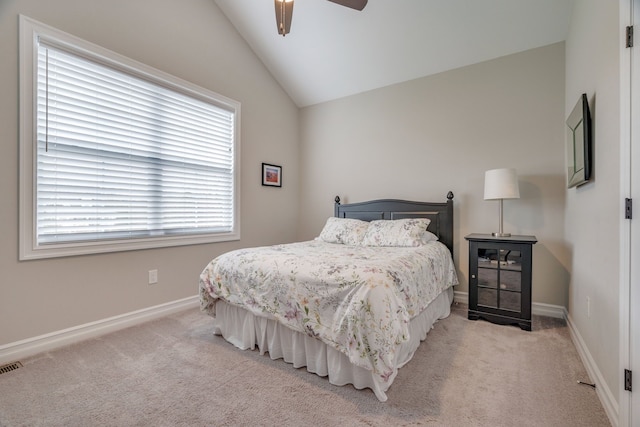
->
xmin=478 ymin=265 xmax=522 ymax=272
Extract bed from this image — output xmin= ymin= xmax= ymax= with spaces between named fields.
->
xmin=198 ymin=192 xmax=458 ymax=401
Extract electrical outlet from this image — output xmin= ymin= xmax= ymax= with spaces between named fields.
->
xmin=148 ymin=269 xmax=158 ymax=285
xmin=587 ymin=296 xmax=591 ymax=318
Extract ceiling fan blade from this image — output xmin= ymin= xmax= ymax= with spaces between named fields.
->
xmin=275 ymin=0 xmax=293 ymax=36
xmin=327 ymin=0 xmax=368 ymax=11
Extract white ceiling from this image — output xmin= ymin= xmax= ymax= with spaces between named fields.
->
xmin=214 ymin=0 xmax=575 ymax=107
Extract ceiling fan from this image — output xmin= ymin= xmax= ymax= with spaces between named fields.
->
xmin=275 ymin=0 xmax=368 ymax=36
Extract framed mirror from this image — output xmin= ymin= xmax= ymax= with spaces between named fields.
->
xmin=565 ymin=93 xmax=592 ymax=188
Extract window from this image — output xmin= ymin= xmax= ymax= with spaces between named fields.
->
xmin=19 ymin=16 xmax=240 ymax=260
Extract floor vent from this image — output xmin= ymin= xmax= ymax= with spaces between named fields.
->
xmin=0 ymin=361 xmax=23 ymax=375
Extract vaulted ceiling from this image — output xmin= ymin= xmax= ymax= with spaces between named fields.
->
xmin=214 ymin=0 xmax=575 ymax=107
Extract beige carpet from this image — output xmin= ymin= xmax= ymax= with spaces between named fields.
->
xmin=0 ymin=303 xmax=611 ymax=426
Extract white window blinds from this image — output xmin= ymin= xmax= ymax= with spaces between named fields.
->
xmin=35 ymin=40 xmax=237 ymax=246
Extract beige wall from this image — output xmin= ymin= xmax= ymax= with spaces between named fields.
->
xmin=0 ymin=0 xmax=299 ymax=345
xmin=298 ymin=42 xmax=569 ymax=308
xmin=1 ymin=4 xmax=622 ymax=412
xmin=564 ymin=0 xmax=621 ymax=404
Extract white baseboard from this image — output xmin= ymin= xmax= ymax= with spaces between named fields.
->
xmin=565 ymin=313 xmax=618 ymax=427
xmin=453 ymin=291 xmax=567 ymax=319
xmin=530 ymin=301 xmax=567 ymax=319
xmin=0 ymin=296 xmax=199 ymax=365
xmin=453 ymin=290 xmax=469 ymax=306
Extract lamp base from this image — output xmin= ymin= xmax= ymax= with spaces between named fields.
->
xmin=491 ymin=232 xmax=511 ymax=237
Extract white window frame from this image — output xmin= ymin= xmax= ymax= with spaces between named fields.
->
xmin=19 ymin=15 xmax=241 ymax=260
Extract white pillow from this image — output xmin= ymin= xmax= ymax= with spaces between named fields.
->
xmin=361 ymin=218 xmax=436 ymax=247
xmin=317 ymin=217 xmax=369 ymax=245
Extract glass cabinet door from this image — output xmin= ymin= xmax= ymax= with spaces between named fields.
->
xmin=477 ymin=247 xmax=522 ymax=312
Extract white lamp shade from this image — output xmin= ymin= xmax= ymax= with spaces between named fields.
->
xmin=484 ymin=168 xmax=520 ymax=200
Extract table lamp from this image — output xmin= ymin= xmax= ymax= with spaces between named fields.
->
xmin=484 ymin=168 xmax=520 ymax=237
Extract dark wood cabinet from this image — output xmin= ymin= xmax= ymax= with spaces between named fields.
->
xmin=465 ymin=234 xmax=537 ymax=331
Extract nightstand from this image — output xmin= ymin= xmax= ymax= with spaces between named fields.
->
xmin=465 ymin=233 xmax=537 ymax=331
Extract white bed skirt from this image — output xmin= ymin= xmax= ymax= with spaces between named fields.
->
xmin=210 ymin=287 xmax=454 ymax=402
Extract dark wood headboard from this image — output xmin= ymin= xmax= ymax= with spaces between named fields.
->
xmin=334 ymin=191 xmax=454 ymax=253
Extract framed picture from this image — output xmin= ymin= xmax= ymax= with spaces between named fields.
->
xmin=565 ymin=93 xmax=592 ymax=188
xmin=262 ymin=163 xmax=282 ymax=187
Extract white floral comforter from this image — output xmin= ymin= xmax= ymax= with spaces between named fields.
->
xmin=199 ymin=239 xmax=458 ymax=386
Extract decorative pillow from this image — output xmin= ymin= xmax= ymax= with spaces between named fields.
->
xmin=317 ymin=217 xmax=369 ymax=245
xmin=361 ymin=218 xmax=436 ymax=247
